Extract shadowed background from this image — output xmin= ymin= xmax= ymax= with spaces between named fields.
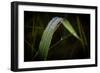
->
xmin=24 ymin=11 xmax=90 ymax=62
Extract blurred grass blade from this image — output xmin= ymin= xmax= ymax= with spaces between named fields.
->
xmin=76 ymin=16 xmax=87 ymax=47
xmin=61 ymin=19 xmax=80 ymax=40
xmin=38 ymin=17 xmax=63 ymax=60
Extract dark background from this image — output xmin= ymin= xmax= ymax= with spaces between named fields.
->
xmin=24 ymin=11 xmax=90 ymax=62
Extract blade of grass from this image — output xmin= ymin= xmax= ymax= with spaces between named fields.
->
xmin=61 ymin=19 xmax=80 ymax=40
xmin=32 ymin=16 xmax=36 ymax=52
xmin=37 ymin=17 xmax=80 ymax=60
xmin=76 ymin=16 xmax=87 ymax=47
xmin=38 ymin=17 xmax=63 ymax=60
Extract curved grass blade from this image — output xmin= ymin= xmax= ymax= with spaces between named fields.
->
xmin=37 ymin=17 xmax=80 ymax=60
xmin=38 ymin=17 xmax=63 ymax=60
xmin=61 ymin=19 xmax=80 ymax=40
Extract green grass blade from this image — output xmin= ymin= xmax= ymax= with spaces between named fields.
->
xmin=76 ymin=16 xmax=87 ymax=47
xmin=61 ymin=19 xmax=80 ymax=40
xmin=37 ymin=17 xmax=80 ymax=60
xmin=38 ymin=17 xmax=63 ymax=60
